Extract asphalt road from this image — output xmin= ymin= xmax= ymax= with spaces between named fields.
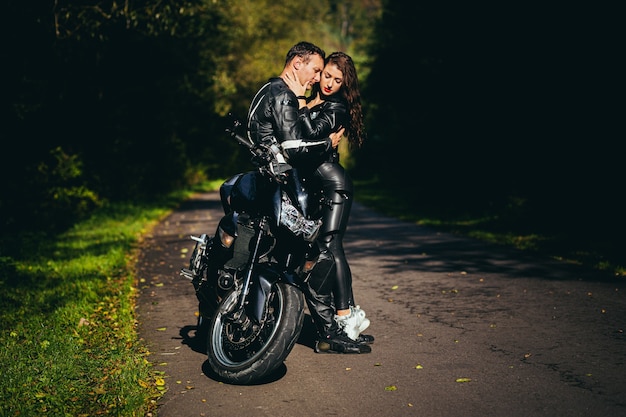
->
xmin=136 ymin=192 xmax=626 ymax=417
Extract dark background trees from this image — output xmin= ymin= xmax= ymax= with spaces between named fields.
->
xmin=359 ymin=2 xmax=622 ymax=259
xmin=2 ymin=0 xmax=622 ymax=270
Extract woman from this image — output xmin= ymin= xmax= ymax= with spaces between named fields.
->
xmin=285 ymin=52 xmax=372 ymax=352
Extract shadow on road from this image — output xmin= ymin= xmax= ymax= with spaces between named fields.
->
xmin=345 ymin=204 xmax=618 ymax=283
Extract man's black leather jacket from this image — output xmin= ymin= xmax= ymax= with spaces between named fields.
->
xmin=247 ymin=77 xmax=332 ymax=171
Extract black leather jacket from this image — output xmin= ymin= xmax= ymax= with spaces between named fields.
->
xmin=298 ymin=94 xmax=348 ymax=165
xmin=247 ymin=77 xmax=332 ymax=171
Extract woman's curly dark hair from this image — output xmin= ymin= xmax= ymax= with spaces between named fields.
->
xmin=317 ymin=51 xmax=366 ymax=149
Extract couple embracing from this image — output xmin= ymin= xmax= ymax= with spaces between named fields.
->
xmin=246 ymin=41 xmax=372 ymax=354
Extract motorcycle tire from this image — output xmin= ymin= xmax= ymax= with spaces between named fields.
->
xmin=206 ymin=282 xmax=305 ymax=385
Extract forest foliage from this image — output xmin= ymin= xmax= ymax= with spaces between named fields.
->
xmin=2 ymin=1 xmax=622 ymax=270
xmin=2 ymin=0 xmax=380 ymax=234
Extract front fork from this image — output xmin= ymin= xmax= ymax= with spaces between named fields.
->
xmin=232 ymin=216 xmax=268 ymax=317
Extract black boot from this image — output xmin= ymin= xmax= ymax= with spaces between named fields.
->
xmin=354 ymin=334 xmax=375 ymax=344
xmin=304 ymin=285 xmax=371 ymax=354
xmin=315 ymin=322 xmax=372 ymax=354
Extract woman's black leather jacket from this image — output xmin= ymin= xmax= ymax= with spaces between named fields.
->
xmin=297 ymin=94 xmax=348 ymax=165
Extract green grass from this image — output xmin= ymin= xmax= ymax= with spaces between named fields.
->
xmin=353 ymin=178 xmax=625 ymax=278
xmin=0 ymin=180 xmax=222 ymax=417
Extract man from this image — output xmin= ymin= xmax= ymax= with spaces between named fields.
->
xmin=247 ymin=42 xmax=339 ymax=168
xmin=246 ymin=41 xmax=370 ymax=354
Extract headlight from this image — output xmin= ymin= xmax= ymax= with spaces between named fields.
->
xmin=218 ymin=227 xmax=235 ymax=248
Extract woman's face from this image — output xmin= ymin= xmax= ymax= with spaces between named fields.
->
xmin=319 ymin=63 xmax=343 ymax=97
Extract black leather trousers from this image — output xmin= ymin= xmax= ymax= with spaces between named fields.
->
xmin=305 ymin=162 xmax=355 ymax=336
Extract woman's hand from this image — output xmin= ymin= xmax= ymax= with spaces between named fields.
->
xmin=330 ymin=127 xmax=345 ymax=148
xmin=283 ymin=70 xmax=307 ymax=98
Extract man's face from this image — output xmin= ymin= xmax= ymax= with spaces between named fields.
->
xmin=299 ymin=54 xmax=324 ymax=89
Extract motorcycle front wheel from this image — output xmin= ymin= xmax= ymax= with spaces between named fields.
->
xmin=206 ymin=282 xmax=305 ymax=385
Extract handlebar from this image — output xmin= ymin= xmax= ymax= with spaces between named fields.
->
xmin=225 ymin=117 xmax=292 ymax=184
xmin=225 ymin=119 xmax=254 ymax=150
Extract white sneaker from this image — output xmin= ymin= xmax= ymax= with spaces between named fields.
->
xmin=350 ymin=305 xmax=370 ymax=333
xmin=335 ymin=307 xmax=370 ymax=340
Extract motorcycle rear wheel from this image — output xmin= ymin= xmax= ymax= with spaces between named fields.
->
xmin=206 ymin=282 xmax=304 ymax=385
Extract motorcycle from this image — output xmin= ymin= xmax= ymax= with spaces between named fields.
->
xmin=180 ymin=118 xmax=322 ymax=384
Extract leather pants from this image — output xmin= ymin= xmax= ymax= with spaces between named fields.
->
xmin=305 ymin=162 xmax=355 ymax=336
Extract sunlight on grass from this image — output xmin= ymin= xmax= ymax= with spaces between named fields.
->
xmin=0 ymin=182 xmax=225 ymax=416
xmin=0 ymin=181 xmax=223 ymax=415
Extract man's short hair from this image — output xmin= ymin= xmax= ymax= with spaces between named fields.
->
xmin=285 ymin=41 xmax=325 ymax=65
